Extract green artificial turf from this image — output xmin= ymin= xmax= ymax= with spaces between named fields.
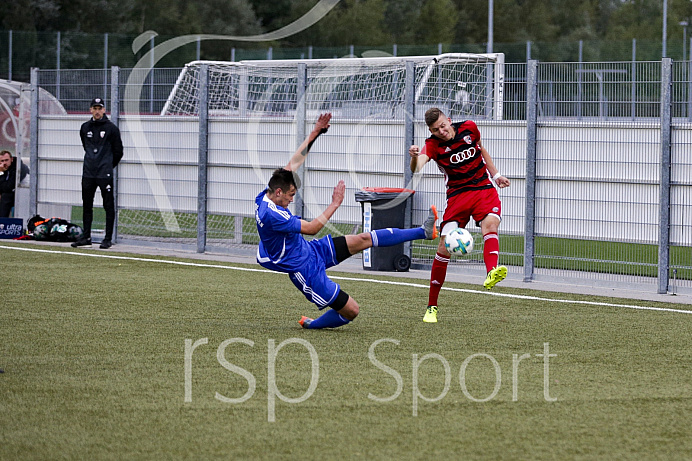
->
xmin=1 ymin=243 xmax=691 ymax=459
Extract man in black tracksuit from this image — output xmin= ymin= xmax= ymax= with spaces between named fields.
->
xmin=0 ymin=150 xmax=30 ymax=217
xmin=71 ymin=97 xmax=123 ymax=249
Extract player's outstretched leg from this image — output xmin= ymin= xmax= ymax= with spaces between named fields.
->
xmin=483 ymin=265 xmax=507 ymax=290
xmin=299 ymin=310 xmax=351 ymax=329
xmin=366 ymin=205 xmax=438 ymax=248
xmin=299 ymin=292 xmax=357 ymax=330
xmin=422 ymin=205 xmax=439 ymax=240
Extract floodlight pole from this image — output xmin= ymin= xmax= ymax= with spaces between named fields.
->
xmin=663 ymin=0 xmax=668 ymax=57
xmin=682 ymin=22 xmax=689 ymax=61
xmin=487 ymin=0 xmax=494 ymax=53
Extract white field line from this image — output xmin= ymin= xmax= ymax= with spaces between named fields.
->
xmin=3 ymin=244 xmax=691 ymax=315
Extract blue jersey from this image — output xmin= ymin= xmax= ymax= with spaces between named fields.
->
xmin=255 ymin=188 xmax=310 ymax=272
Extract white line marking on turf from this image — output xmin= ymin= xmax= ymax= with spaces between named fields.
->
xmin=3 ymin=244 xmax=691 ymax=315
xmin=1 ymin=244 xmax=273 ymax=272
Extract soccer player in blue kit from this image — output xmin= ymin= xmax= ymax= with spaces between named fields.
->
xmin=255 ymin=113 xmax=439 ymax=329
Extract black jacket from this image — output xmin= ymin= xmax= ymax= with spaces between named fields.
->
xmin=79 ymin=114 xmax=124 ymax=179
xmin=0 ymin=157 xmax=30 ymax=217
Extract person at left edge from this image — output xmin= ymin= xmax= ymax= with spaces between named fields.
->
xmin=255 ymin=113 xmax=439 ymax=330
xmin=71 ymin=98 xmax=123 ymax=249
xmin=0 ymin=150 xmax=30 ymax=218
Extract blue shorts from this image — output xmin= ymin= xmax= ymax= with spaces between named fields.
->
xmin=288 ymin=235 xmax=340 ymax=310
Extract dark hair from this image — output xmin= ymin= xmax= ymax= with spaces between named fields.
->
xmin=424 ymin=107 xmax=445 ymax=127
xmin=268 ymin=168 xmax=300 ymax=193
xmin=0 ymin=150 xmax=11 ymax=158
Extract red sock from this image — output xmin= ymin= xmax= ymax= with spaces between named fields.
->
xmin=428 ymin=252 xmax=450 ymax=306
xmin=483 ymin=232 xmax=499 ymax=273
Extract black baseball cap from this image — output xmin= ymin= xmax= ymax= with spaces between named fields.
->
xmin=90 ymin=98 xmax=105 ymax=108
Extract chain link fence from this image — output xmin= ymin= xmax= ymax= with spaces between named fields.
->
xmin=18 ymin=56 xmax=692 ymax=295
xmin=2 ymin=28 xmax=690 ymax=81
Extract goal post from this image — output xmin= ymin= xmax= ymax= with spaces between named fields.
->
xmin=162 ymin=53 xmax=505 ymax=120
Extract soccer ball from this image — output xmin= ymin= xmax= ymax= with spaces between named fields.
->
xmin=444 ymin=228 xmax=474 ymax=255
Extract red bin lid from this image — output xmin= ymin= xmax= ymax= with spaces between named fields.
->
xmin=361 ymin=187 xmax=415 ymax=194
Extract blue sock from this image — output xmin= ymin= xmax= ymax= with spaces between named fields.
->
xmin=308 ymin=309 xmax=351 ymax=329
xmin=370 ymin=227 xmax=425 ymax=247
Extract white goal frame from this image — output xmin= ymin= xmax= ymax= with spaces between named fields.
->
xmin=162 ymin=53 xmax=505 ymax=120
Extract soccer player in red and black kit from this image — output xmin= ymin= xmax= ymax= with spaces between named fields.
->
xmin=409 ymin=107 xmax=511 ymax=323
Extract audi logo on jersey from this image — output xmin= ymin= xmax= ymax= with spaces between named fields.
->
xmin=449 ymin=146 xmax=477 ymax=163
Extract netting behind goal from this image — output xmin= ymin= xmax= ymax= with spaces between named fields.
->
xmin=161 ymin=53 xmax=505 ymax=120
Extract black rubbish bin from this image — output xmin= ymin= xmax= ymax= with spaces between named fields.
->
xmin=354 ymin=187 xmax=415 ymax=272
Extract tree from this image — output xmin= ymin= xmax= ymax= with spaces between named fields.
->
xmin=274 ymin=0 xmax=390 ymax=48
xmin=1 ymin=0 xmax=63 ymax=31
xmin=382 ymin=0 xmax=423 ymax=44
xmin=606 ymin=0 xmax=662 ymax=40
xmin=416 ymin=0 xmax=458 ymax=45
xmin=248 ymin=0 xmax=294 ymax=31
xmin=305 ymin=0 xmax=390 ymax=46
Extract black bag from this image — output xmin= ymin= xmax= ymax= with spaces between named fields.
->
xmin=30 ymin=215 xmax=84 ymax=242
xmin=27 ymin=215 xmax=47 ymax=232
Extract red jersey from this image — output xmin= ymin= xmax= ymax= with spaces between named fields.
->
xmin=424 ymin=120 xmax=493 ymax=198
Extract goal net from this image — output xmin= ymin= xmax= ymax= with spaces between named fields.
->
xmin=162 ymin=53 xmax=505 ymax=120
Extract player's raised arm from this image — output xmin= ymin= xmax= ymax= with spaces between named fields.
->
xmin=300 ymin=180 xmax=345 ymax=235
xmin=409 ymin=144 xmax=430 ymax=173
xmin=479 ymin=142 xmax=510 ymax=188
xmin=285 ymin=113 xmax=332 ymax=172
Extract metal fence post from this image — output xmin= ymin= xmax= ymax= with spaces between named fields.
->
xmin=197 ymin=64 xmax=209 ymax=253
xmin=149 ymin=36 xmax=155 ymax=114
xmin=632 ymin=39 xmax=637 ymax=120
xmin=110 ymin=66 xmax=120 ymax=242
xmin=403 ymin=60 xmax=415 ymax=258
xmin=523 ymin=60 xmax=539 ymax=282
xmin=577 ymin=41 xmax=583 ymax=119
xmin=29 ymin=67 xmax=39 ymax=217
xmin=658 ymin=58 xmax=673 ymax=294
xmin=294 ymin=63 xmax=307 ymax=218
xmin=56 ymin=32 xmax=61 ymax=100
xmin=688 ymin=36 xmax=692 ymax=121
xmin=238 ymin=72 xmax=248 ymax=117
xmin=8 ymin=30 xmax=12 ymax=81
xmin=104 ymin=33 xmax=109 ymax=102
